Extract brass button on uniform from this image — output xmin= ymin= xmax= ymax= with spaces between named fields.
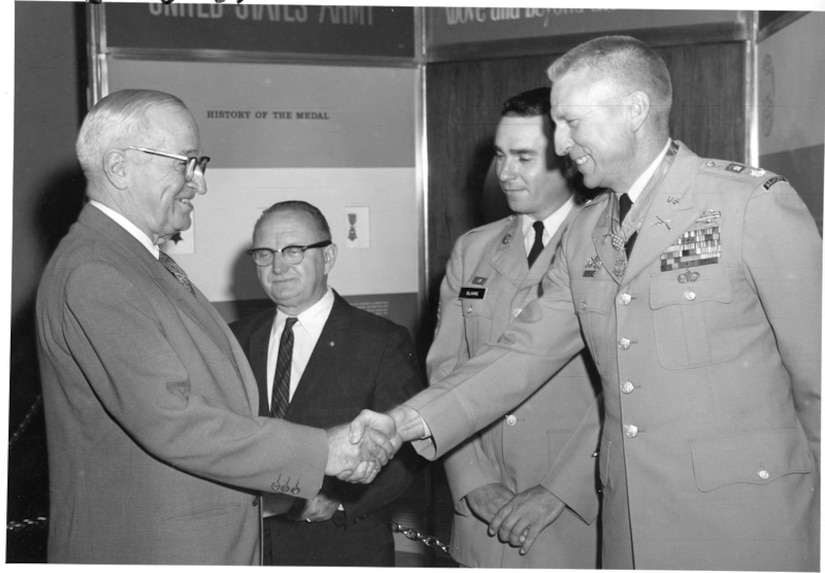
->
xmin=618 ymin=337 xmax=631 ymax=350
xmin=513 ymin=308 xmax=522 ymax=318
xmin=504 ymin=414 xmax=517 ymax=427
xmin=579 ymin=300 xmax=588 ymax=311
xmin=621 ymin=380 xmax=635 ymax=394
xmin=618 ymin=293 xmax=632 ymax=305
xmin=684 ymin=291 xmax=696 ymax=301
xmin=758 ymin=470 xmax=770 ymax=480
xmin=623 ymin=424 xmax=639 ymax=438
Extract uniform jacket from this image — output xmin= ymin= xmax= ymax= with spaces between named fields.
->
xmin=427 ymin=210 xmax=601 ymax=568
xmin=230 ymin=293 xmax=424 ymax=563
xmin=36 ymin=204 xmax=329 ymax=564
xmin=407 ymin=142 xmax=821 ymax=571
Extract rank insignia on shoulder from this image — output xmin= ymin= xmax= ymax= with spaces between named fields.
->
xmin=459 ymin=287 xmax=486 ymax=300
xmin=471 ymin=276 xmax=488 ymax=286
xmin=763 ymin=175 xmax=787 ymax=191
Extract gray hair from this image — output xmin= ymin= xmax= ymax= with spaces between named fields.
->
xmin=547 ymin=35 xmax=672 ymax=132
xmin=76 ymin=89 xmax=190 ymax=177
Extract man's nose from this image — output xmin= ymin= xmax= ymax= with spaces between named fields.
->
xmin=188 ymin=169 xmax=207 ymax=195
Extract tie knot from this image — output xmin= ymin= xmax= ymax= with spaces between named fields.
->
xmin=619 ymin=193 xmax=633 ymax=223
xmin=532 ymin=220 xmax=545 ymax=237
xmin=284 ymin=317 xmax=298 ymax=331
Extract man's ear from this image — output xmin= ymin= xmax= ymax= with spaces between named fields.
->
xmin=323 ymin=243 xmax=338 ymax=275
xmin=625 ymin=90 xmax=651 ymax=133
xmin=102 ymin=149 xmax=129 ymax=190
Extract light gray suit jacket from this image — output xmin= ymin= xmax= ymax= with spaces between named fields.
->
xmin=36 ymin=204 xmax=328 ymax=564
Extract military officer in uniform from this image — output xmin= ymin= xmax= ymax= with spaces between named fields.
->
xmin=427 ymin=87 xmax=600 ymax=568
xmin=376 ymin=35 xmax=820 ymax=571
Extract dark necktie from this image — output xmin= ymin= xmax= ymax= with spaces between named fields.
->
xmin=158 ymin=251 xmax=194 ymax=294
xmin=619 ymin=194 xmax=638 ymax=257
xmin=270 ymin=317 xmax=298 ymax=418
xmin=526 ymin=221 xmax=545 ymax=268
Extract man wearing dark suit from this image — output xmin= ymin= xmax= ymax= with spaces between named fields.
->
xmin=230 ymin=200 xmax=424 ymax=566
xmin=427 ymin=87 xmax=600 ymax=568
xmin=36 ymin=90 xmax=394 ymax=564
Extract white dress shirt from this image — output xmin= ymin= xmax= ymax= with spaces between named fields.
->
xmin=89 ymin=200 xmax=160 ymax=258
xmin=520 ymin=194 xmax=576 ymax=255
xmin=266 ymin=287 xmax=335 ymax=404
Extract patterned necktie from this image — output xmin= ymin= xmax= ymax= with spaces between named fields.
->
xmin=526 ymin=221 xmax=545 ymax=268
xmin=158 ymin=251 xmax=194 ymax=294
xmin=270 ymin=317 xmax=298 ymax=418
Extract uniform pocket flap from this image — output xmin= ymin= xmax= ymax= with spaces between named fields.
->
xmin=690 ymin=428 xmax=814 ymax=492
xmin=650 ymin=266 xmax=732 ymax=309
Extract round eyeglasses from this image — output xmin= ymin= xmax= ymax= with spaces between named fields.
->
xmin=247 ymin=240 xmax=332 ymax=266
xmin=126 ymin=146 xmax=210 ymax=181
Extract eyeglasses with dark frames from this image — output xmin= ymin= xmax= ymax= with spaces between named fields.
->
xmin=247 ymin=240 xmax=332 ymax=266
xmin=126 ymin=146 xmax=210 ymax=181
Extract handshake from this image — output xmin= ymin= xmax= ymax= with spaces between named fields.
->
xmin=324 ymin=405 xmax=423 ymax=484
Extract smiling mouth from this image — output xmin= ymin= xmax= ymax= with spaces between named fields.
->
xmin=574 ymin=155 xmax=591 ymax=167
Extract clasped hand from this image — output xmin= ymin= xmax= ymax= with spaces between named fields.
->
xmin=324 ymin=409 xmax=402 ymax=484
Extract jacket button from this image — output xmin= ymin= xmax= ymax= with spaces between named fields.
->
xmin=623 ymin=424 xmax=639 ymax=438
xmin=579 ymin=300 xmax=588 ymax=311
xmin=504 ymin=414 xmax=517 ymax=426
xmin=618 ymin=337 xmax=631 ymax=350
xmin=270 ymin=483 xmax=280 ymax=491
xmin=618 ymin=293 xmax=632 ymax=305
xmin=758 ymin=470 xmax=770 ymax=480
xmin=466 ymin=306 xmax=473 ymax=314
xmin=513 ymin=308 xmax=522 ymax=318
xmin=684 ymin=290 xmax=696 ymax=301
xmin=621 ymin=380 xmax=635 ymax=394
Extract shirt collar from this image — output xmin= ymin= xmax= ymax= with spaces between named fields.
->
xmin=625 ymin=138 xmax=672 ymax=203
xmin=520 ymin=194 xmax=576 ymax=241
xmin=275 ymin=287 xmax=335 ymax=336
xmin=89 ymin=200 xmax=160 ymax=258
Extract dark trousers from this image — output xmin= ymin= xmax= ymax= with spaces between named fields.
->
xmin=263 ymin=512 xmax=395 ymax=566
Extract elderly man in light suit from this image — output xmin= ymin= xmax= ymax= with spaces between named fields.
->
xmin=427 ymin=87 xmax=600 ymax=568
xmin=374 ymin=36 xmax=820 ymax=571
xmin=36 ymin=89 xmax=393 ymax=564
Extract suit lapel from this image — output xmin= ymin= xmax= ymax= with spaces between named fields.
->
xmin=249 ymin=313 xmax=275 ymax=416
xmin=81 ymin=205 xmax=248 ymax=394
xmin=487 ymin=217 xmax=528 ymax=287
xmin=288 ymin=294 xmax=351 ymax=411
xmin=590 ymin=194 xmax=624 ymax=285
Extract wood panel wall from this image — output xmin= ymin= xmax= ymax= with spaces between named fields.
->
xmin=424 ymin=40 xmax=747 ymax=341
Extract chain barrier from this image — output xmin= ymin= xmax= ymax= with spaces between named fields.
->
xmin=9 ymin=395 xmax=43 ymax=450
xmin=7 ymin=517 xmax=48 ymax=532
xmin=391 ymin=520 xmax=450 ymax=554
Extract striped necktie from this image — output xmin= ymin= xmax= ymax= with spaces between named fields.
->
xmin=270 ymin=317 xmax=298 ymax=418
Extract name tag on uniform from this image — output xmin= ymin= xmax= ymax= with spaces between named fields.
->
xmin=459 ymin=287 xmax=486 ymax=300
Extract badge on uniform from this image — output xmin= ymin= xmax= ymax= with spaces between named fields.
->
xmin=583 ymin=256 xmax=601 ymax=278
xmin=459 ymin=287 xmax=486 ymax=299
xmin=471 ymin=276 xmax=488 ymax=286
xmin=660 ymin=210 xmax=721 ymax=272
